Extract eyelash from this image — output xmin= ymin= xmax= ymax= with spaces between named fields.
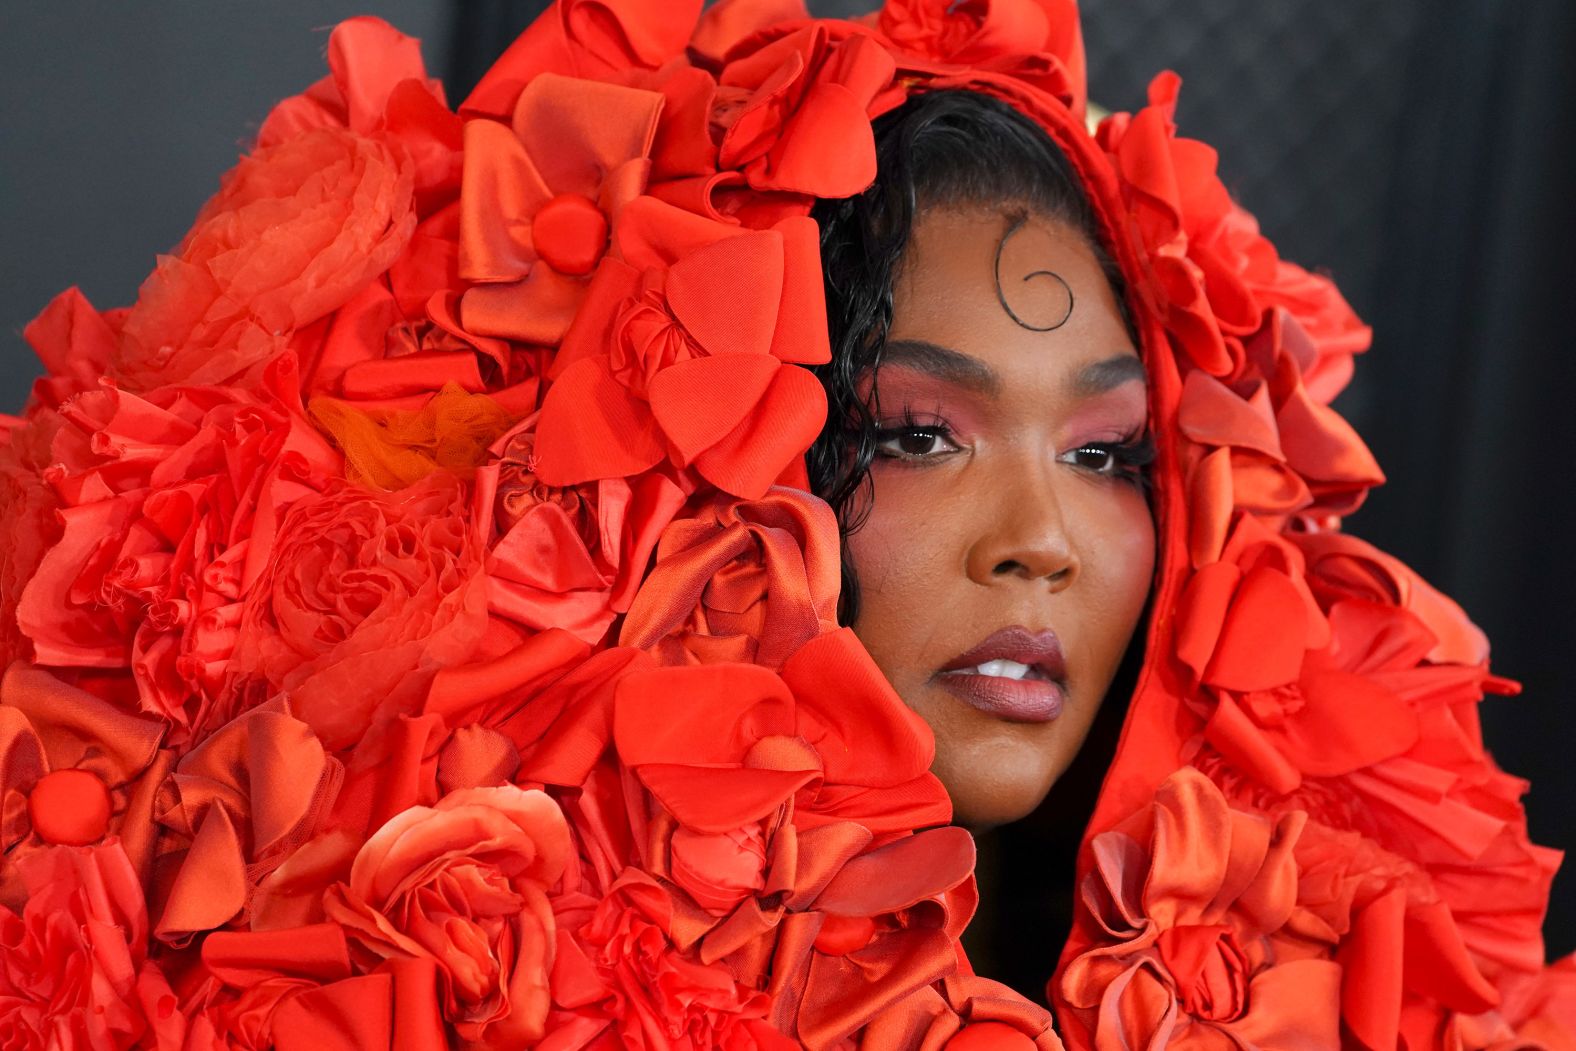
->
xmin=871 ymin=412 xmax=1156 ymax=483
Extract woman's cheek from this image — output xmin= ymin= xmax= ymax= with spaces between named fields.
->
xmin=1085 ymin=486 xmax=1157 ymax=635
xmin=846 ymin=468 xmax=964 ymax=665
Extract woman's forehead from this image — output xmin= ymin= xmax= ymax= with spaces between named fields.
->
xmin=891 ymin=208 xmax=1140 ymax=378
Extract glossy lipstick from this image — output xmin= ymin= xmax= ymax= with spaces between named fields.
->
xmin=935 ymin=626 xmax=1066 ymax=723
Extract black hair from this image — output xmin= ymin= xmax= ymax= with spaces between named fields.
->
xmin=807 ymin=89 xmax=1131 ymax=623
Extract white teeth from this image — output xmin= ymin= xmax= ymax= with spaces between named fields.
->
xmin=973 ymin=659 xmax=1032 ymax=680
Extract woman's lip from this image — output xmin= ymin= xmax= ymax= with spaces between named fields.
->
xmin=936 ymin=672 xmax=1065 ymax=723
xmin=940 ymin=625 xmax=1066 ymax=681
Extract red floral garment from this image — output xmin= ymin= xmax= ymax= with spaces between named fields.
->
xmin=0 ymin=1 xmax=1567 ymax=1049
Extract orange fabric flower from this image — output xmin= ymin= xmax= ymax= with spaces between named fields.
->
xmin=224 ymin=476 xmax=487 ymax=751
xmin=325 ymin=785 xmax=571 ymax=1047
xmin=459 ymin=72 xmax=663 ymax=347
xmin=0 ymin=842 xmax=183 ymax=1051
xmin=310 ymin=383 xmax=517 ymax=490
xmin=534 ymin=196 xmax=829 ymax=497
xmin=477 ymin=416 xmax=688 ymax=645
xmin=0 ymin=664 xmax=166 ymax=907
xmin=112 ymin=126 xmax=416 ymax=391
xmin=1060 ymin=769 xmax=1341 ymax=1048
xmin=619 ymin=486 xmax=841 ymax=668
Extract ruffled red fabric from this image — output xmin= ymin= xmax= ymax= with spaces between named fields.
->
xmin=1 ymin=2 xmax=1567 ymax=1048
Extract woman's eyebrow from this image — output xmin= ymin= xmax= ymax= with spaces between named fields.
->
xmin=1072 ymin=354 xmax=1146 ymax=397
xmin=879 ymin=339 xmax=999 ymax=393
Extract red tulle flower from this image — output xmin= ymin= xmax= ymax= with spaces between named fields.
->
xmin=224 ymin=475 xmax=487 ymax=751
xmin=112 ymin=127 xmax=416 ymax=391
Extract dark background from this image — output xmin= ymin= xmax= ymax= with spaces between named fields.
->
xmin=4 ymin=0 xmax=1571 ymax=978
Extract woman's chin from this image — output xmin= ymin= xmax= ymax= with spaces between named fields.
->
xmin=935 ymin=739 xmax=1065 ymax=832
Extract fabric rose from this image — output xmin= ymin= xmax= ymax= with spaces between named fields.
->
xmin=875 ymin=0 xmax=1086 ymax=113
xmin=1172 ymin=515 xmax=1428 ymax=797
xmin=534 ymin=195 xmax=829 ymax=498
xmin=613 ymin=627 xmax=948 ymax=852
xmin=0 ymin=664 xmax=167 ymax=908
xmin=462 ymin=0 xmax=704 ymax=119
xmin=1278 ymin=819 xmax=1503 ymax=1049
xmin=711 ymin=25 xmax=897 ymax=199
xmin=324 ymin=785 xmax=571 ymax=1047
xmin=1098 ymin=72 xmax=1369 ymax=399
xmin=544 ymin=868 xmax=797 ymax=1050
xmin=605 ymin=629 xmax=973 ymax=1042
xmin=112 ymin=124 xmax=416 ymax=390
xmin=224 ymin=475 xmax=487 ymax=751
xmin=258 ymin=17 xmax=461 ymax=213
xmin=0 ymin=842 xmax=183 ymax=1051
xmin=1060 ymin=768 xmax=1341 ymax=1048
xmin=619 ymin=486 xmax=840 ymax=667
xmin=0 ymin=414 xmax=65 ymax=673
xmin=0 ymin=288 xmax=124 ymax=668
xmin=303 ymin=206 xmax=546 ymax=405
xmin=152 ymin=706 xmax=343 ymax=944
xmin=186 ymin=924 xmax=447 ymax=1051
xmin=14 ymin=370 xmax=340 ymax=742
xmin=1177 ymin=344 xmax=1384 ymax=566
xmin=459 ymin=72 xmax=663 ymax=346
xmin=477 ymin=415 xmax=687 ymax=644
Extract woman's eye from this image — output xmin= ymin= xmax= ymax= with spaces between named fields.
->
xmin=1064 ymin=445 xmax=1120 ymax=473
xmin=874 ymin=426 xmax=959 ymax=460
xmin=1061 ymin=438 xmax=1153 ymax=479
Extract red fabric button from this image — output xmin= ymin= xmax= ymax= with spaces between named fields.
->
xmin=28 ymin=768 xmax=113 ymax=845
xmin=812 ymin=913 xmax=877 ymax=956
xmin=943 ymin=1022 xmax=1038 ymax=1051
xmin=533 ymin=193 xmax=609 ymax=277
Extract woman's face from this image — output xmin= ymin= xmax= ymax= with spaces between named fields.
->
xmin=846 ymin=207 xmax=1155 ymax=830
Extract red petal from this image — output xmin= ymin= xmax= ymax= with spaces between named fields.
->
xmin=533 ymin=359 xmax=665 ymax=484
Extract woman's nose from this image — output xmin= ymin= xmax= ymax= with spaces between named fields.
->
xmin=964 ymin=472 xmax=1079 ymax=589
